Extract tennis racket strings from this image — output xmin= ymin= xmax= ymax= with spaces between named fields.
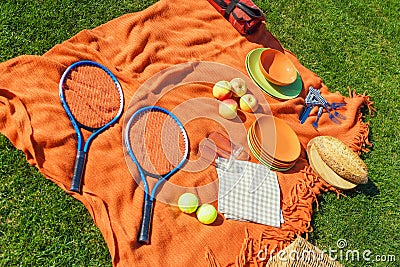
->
xmin=63 ymin=64 xmax=122 ymax=129
xmin=127 ymin=109 xmax=188 ymax=177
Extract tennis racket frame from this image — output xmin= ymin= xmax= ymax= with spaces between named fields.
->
xmin=59 ymin=60 xmax=124 ymax=193
xmin=124 ymin=106 xmax=189 ymax=244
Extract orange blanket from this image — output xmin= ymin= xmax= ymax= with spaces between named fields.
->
xmin=0 ymin=0 xmax=371 ymax=266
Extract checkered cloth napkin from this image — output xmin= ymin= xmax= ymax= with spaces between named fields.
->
xmin=216 ymin=158 xmax=283 ymax=227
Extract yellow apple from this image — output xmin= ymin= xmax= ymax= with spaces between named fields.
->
xmin=212 ymin=80 xmax=232 ymax=100
xmin=230 ymin=77 xmax=247 ymax=97
xmin=239 ymin=94 xmax=258 ymax=112
xmin=219 ymin=99 xmax=238 ymax=119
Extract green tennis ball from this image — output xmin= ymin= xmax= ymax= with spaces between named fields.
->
xmin=196 ymin=203 xmax=217 ymax=224
xmin=178 ymin=193 xmax=199 ymax=214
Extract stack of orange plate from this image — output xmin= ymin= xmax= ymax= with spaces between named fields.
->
xmin=247 ymin=115 xmax=301 ymax=171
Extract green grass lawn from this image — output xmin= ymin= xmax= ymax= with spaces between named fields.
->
xmin=1 ymin=0 xmax=399 ymax=266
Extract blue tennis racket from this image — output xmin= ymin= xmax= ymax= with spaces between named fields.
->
xmin=125 ymin=106 xmax=189 ymax=244
xmin=59 ymin=60 xmax=124 ymax=193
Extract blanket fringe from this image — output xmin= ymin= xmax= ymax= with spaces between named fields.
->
xmin=349 ymin=114 xmax=372 ymax=154
xmin=206 ymin=247 xmax=222 ymax=267
xmin=348 ymin=86 xmax=376 ymax=117
xmin=347 ymin=87 xmax=375 ymax=154
xmin=235 ymin=228 xmax=254 ymax=267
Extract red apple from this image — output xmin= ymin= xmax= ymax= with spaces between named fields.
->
xmin=230 ymin=77 xmax=247 ymax=97
xmin=239 ymin=94 xmax=258 ymax=112
xmin=212 ymin=80 xmax=232 ymax=100
xmin=218 ymin=99 xmax=238 ymax=119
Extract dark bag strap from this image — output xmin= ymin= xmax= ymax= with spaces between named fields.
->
xmin=224 ymin=0 xmax=239 ymax=19
xmin=213 ymin=0 xmax=228 ymax=9
xmin=212 ymin=0 xmax=263 ymax=19
xmin=236 ymin=2 xmax=263 ymax=18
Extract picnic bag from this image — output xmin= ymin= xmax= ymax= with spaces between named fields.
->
xmin=208 ymin=0 xmax=265 ymax=35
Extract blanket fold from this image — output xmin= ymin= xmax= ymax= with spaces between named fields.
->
xmin=0 ymin=0 xmax=372 ymax=266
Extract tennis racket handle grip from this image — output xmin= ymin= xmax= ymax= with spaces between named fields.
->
xmin=70 ymin=151 xmax=87 ymax=193
xmin=138 ymin=200 xmax=154 ymax=244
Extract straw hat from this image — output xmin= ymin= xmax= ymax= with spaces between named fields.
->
xmin=307 ymin=136 xmax=368 ymax=189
